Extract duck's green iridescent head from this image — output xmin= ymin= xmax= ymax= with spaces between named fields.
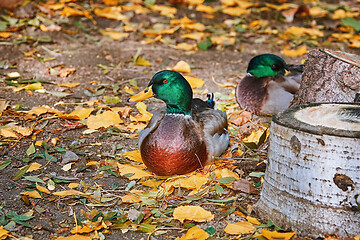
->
xmin=149 ymin=70 xmax=193 ymax=115
xmin=247 ymin=54 xmax=287 ymax=78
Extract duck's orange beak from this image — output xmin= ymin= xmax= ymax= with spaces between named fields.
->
xmin=128 ymin=86 xmax=154 ymax=102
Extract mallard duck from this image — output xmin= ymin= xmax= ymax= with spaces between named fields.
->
xmin=128 ymin=70 xmax=229 ymax=176
xmin=235 ymin=54 xmax=303 ymax=116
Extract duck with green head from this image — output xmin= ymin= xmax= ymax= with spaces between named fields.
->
xmin=129 ymin=70 xmax=229 ymax=176
xmin=236 ymin=54 xmax=303 ymax=115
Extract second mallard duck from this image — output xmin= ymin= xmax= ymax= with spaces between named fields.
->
xmin=236 ymin=54 xmax=303 ymax=115
xmin=129 ymin=70 xmax=229 ymax=176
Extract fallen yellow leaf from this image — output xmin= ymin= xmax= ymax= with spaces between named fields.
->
xmin=184 ymin=76 xmax=205 ymax=89
xmin=176 ymin=226 xmax=209 ymax=240
xmin=153 ymin=5 xmax=177 ymax=18
xmin=121 ymin=193 xmax=141 ymax=203
xmin=282 ymin=45 xmax=307 ymax=57
xmin=117 ymin=163 xmax=153 ymax=180
xmin=56 ymin=234 xmax=91 ymax=240
xmin=14 ymin=82 xmax=42 ymax=92
xmin=53 ymin=190 xmax=84 ymax=197
xmin=101 ymin=31 xmax=129 ymax=40
xmin=246 ymin=216 xmax=261 ymax=225
xmin=181 ymin=32 xmax=206 ymax=41
xmin=172 ymin=60 xmax=191 ymax=73
xmin=0 ymin=32 xmax=11 ymax=38
xmin=102 ymin=0 xmax=121 ymax=6
xmin=140 ymin=179 xmax=164 ymax=188
xmin=123 ymin=150 xmax=143 ymax=163
xmin=0 ymin=226 xmax=9 ymax=239
xmin=162 ymin=173 xmax=209 ymax=192
xmin=222 ymin=7 xmax=250 ymax=16
xmin=284 ymin=26 xmax=323 ymax=37
xmin=21 ymin=190 xmax=42 ymax=199
xmin=177 ymin=43 xmax=197 ymax=51
xmin=242 ymin=128 xmax=269 ymax=144
xmin=87 ymin=110 xmax=123 ymax=130
xmin=94 ymin=7 xmax=127 ymax=21
xmin=210 ymin=35 xmax=235 ymax=45
xmin=196 ymin=4 xmax=215 ymax=14
xmin=173 ymin=206 xmax=214 ymax=223
xmin=36 ymin=184 xmax=51 ymax=194
xmin=135 ymin=56 xmax=152 ymax=66
xmin=332 ymin=9 xmax=359 ymax=19
xmin=68 ymin=182 xmax=80 ymax=189
xmin=27 ymin=162 xmax=42 ymax=172
xmin=58 ymin=82 xmax=80 ymax=88
xmin=61 ymin=108 xmax=94 ymax=120
xmin=27 ymin=106 xmax=61 ymax=116
xmin=224 ymin=221 xmax=255 ymax=235
xmin=261 ymin=230 xmax=295 ymax=240
xmin=309 ymin=6 xmax=327 ymax=18
xmin=71 ymin=221 xmax=110 ymax=234
xmin=61 ymin=6 xmax=88 ymax=17
xmin=58 ymin=67 xmax=76 ymax=78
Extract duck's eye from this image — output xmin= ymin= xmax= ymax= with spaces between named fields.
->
xmin=271 ymin=64 xmax=281 ymax=71
xmin=162 ymin=79 xmax=169 ymax=84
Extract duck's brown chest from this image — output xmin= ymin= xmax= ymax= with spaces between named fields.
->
xmin=140 ymin=115 xmax=208 ymax=176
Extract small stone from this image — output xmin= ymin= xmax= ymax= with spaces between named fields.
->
xmin=62 ymin=151 xmax=79 ymax=164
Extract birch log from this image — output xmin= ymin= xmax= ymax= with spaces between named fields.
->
xmin=291 ymin=49 xmax=360 ymax=105
xmin=255 ymin=103 xmax=360 ymax=238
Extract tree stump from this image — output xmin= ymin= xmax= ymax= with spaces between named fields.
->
xmin=291 ymin=49 xmax=360 ymax=106
xmin=254 ymin=103 xmax=360 ymax=238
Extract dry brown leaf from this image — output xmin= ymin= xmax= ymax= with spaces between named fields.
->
xmin=232 ymin=179 xmax=255 ymax=194
xmin=173 ymin=206 xmax=214 ymax=223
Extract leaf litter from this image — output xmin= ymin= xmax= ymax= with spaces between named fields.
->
xmin=0 ymin=0 xmax=359 ymax=239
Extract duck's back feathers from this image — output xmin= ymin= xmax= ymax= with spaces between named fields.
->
xmin=192 ymin=108 xmax=229 ymax=158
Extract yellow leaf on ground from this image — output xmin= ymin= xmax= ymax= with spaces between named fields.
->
xmin=87 ymin=110 xmax=123 ymax=129
xmin=153 ymin=5 xmax=177 ymax=18
xmin=14 ymin=82 xmax=42 ymax=92
xmin=61 ymin=108 xmax=94 ymax=120
xmin=53 ymin=190 xmax=84 ymax=197
xmin=246 ymin=216 xmax=261 ymax=225
xmin=62 ymin=162 xmax=73 ymax=171
xmin=140 ymin=179 xmax=164 ymax=188
xmin=0 ymin=226 xmax=9 ymax=239
xmin=242 ymin=128 xmax=269 ymax=144
xmin=181 ymin=32 xmax=206 ymax=40
xmin=284 ymin=26 xmax=323 ymax=37
xmin=112 ymin=106 xmax=132 ymax=118
xmin=354 ymin=235 xmax=360 ymax=240
xmin=162 ymin=173 xmax=209 ymax=192
xmin=224 ymin=221 xmax=255 ymax=235
xmin=21 ymin=190 xmax=42 ymax=199
xmin=184 ymin=76 xmax=205 ymax=89
xmin=0 ymin=128 xmax=18 ymax=138
xmin=170 ymin=16 xmax=193 ymax=26
xmin=36 ymin=184 xmax=51 ymax=194
xmin=71 ymin=221 xmax=109 ymax=234
xmin=27 ymin=162 xmax=42 ymax=172
xmin=177 ymin=43 xmax=197 ymax=51
xmin=282 ymin=45 xmax=307 ymax=57
xmin=196 ymin=4 xmax=215 ymax=14
xmin=123 ymin=150 xmax=143 ymax=163
xmin=210 ymin=35 xmax=235 ymax=45
xmin=56 ymin=234 xmax=91 ymax=240
xmin=102 ymin=0 xmax=121 ymax=6
xmin=173 ymin=206 xmax=214 ymax=223
xmin=332 ymin=9 xmax=359 ymax=19
xmin=58 ymin=82 xmax=80 ymax=88
xmin=309 ymin=6 xmax=327 ymax=18
xmin=172 ymin=60 xmax=191 ymax=73
xmin=27 ymin=106 xmax=61 ymax=116
xmin=222 ymin=7 xmax=250 ymax=16
xmin=215 ymin=168 xmax=240 ymax=180
xmin=265 ymin=3 xmax=295 ymax=11
xmin=61 ymin=6 xmax=86 ymax=17
xmin=261 ymin=230 xmax=295 ymax=240
xmin=135 ymin=56 xmax=152 ymax=66
xmin=101 ymin=31 xmax=129 ymax=40
xmin=94 ymin=7 xmax=127 ymax=21
xmin=176 ymin=226 xmax=209 ymax=240
xmin=184 ymin=22 xmax=206 ymax=31
xmin=121 ymin=193 xmax=141 ymax=203
xmin=126 ymin=122 xmax=147 ymax=132
xmin=58 ymin=67 xmax=76 ymax=78
xmin=117 ymin=163 xmax=153 ymax=180
xmin=0 ymin=32 xmax=11 ymax=38
xmin=68 ymin=182 xmax=80 ymax=189
xmin=122 ymin=4 xmax=150 ymax=14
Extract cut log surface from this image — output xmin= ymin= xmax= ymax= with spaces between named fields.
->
xmin=291 ymin=49 xmax=360 ymax=106
xmin=255 ymin=103 xmax=360 ymax=238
